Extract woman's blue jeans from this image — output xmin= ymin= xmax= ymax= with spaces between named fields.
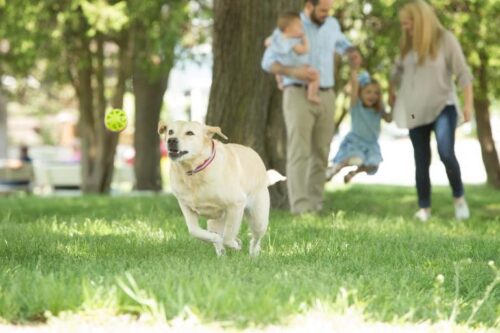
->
xmin=409 ymin=105 xmax=464 ymax=208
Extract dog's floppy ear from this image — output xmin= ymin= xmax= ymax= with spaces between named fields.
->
xmin=205 ymin=125 xmax=228 ymax=140
xmin=158 ymin=121 xmax=167 ymax=135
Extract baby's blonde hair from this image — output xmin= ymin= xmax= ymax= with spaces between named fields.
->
xmin=399 ymin=0 xmax=444 ymax=65
xmin=277 ymin=11 xmax=301 ymax=32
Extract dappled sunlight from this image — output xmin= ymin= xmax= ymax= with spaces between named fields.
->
xmin=1 ymin=188 xmax=498 ymax=328
xmin=483 ymin=203 xmax=500 ymax=215
xmin=268 ymin=240 xmax=322 ymax=257
xmin=2 ymin=0 xmax=499 ymax=329
xmin=324 ymin=184 xmax=500 ymax=224
xmin=46 ymin=218 xmax=177 ymax=241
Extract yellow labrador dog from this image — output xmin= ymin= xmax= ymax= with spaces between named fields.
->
xmin=158 ymin=121 xmax=285 ymax=256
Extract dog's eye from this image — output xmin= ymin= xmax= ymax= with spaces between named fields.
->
xmin=186 ymin=131 xmax=194 ymax=136
xmin=168 ymin=129 xmax=174 ymax=135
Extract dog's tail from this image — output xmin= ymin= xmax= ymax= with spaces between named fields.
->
xmin=266 ymin=169 xmax=286 ymax=186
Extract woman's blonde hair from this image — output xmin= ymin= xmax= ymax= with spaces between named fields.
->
xmin=399 ymin=0 xmax=444 ymax=64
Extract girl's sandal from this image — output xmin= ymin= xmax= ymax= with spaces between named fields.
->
xmin=344 ymin=171 xmax=356 ymax=184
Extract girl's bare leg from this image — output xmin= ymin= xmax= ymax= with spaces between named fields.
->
xmin=326 ymin=161 xmax=347 ymax=181
xmin=344 ymin=165 xmax=377 ymax=183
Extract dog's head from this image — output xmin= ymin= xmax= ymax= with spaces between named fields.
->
xmin=158 ymin=121 xmax=228 ymax=162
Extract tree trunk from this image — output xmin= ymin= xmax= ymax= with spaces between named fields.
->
xmin=207 ymin=0 xmax=303 ymax=209
xmin=68 ymin=15 xmax=125 ymax=194
xmin=74 ymin=33 xmax=97 ymax=192
xmin=474 ymin=52 xmax=500 ymax=188
xmin=132 ymin=21 xmax=176 ymax=191
xmin=132 ymin=67 xmax=170 ymax=191
xmin=0 ymin=90 xmax=7 ymax=159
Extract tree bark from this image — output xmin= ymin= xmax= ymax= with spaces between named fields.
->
xmin=207 ymin=0 xmax=303 ymax=209
xmin=132 ymin=67 xmax=169 ymax=191
xmin=474 ymin=51 xmax=500 ymax=188
xmin=92 ymin=35 xmax=121 ymax=193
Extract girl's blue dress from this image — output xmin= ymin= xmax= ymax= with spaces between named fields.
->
xmin=332 ymin=100 xmax=383 ymax=174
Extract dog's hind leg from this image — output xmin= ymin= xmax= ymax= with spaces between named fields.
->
xmin=208 ymin=219 xmax=225 ymax=256
xmin=248 ymin=189 xmax=270 ymax=257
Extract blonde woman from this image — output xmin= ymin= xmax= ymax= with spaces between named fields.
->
xmin=390 ymin=0 xmax=474 ymax=222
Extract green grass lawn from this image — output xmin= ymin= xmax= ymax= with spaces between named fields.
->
xmin=0 ymin=185 xmax=499 ymax=329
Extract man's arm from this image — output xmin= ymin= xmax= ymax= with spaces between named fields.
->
xmin=268 ymin=62 xmax=317 ymax=82
xmin=261 ymin=36 xmax=313 ymax=81
xmin=334 ymin=22 xmax=353 ymax=56
xmin=331 ymin=17 xmax=362 ymax=66
xmin=292 ymin=35 xmax=309 ymax=55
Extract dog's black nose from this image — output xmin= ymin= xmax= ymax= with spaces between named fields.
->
xmin=167 ymin=137 xmax=178 ymax=147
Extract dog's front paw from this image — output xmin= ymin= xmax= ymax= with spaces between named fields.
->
xmin=214 ymin=244 xmax=225 ymax=257
xmin=213 ymin=235 xmax=225 ymax=257
xmin=223 ymin=238 xmax=242 ymax=250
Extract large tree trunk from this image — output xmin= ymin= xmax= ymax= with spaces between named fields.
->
xmin=207 ymin=0 xmax=303 ymax=209
xmin=0 ymin=90 xmax=7 ymax=159
xmin=474 ymin=51 xmax=500 ymax=188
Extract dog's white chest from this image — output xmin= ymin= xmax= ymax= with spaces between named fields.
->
xmin=174 ymin=186 xmax=226 ymax=219
xmin=189 ymin=203 xmax=225 ymax=219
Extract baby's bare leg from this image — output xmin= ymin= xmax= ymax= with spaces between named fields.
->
xmin=307 ymin=68 xmax=321 ymax=104
xmin=275 ymin=75 xmax=284 ymax=90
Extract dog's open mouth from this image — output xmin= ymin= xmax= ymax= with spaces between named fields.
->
xmin=168 ymin=150 xmax=188 ymax=160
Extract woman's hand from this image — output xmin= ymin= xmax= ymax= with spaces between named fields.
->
xmin=389 ymin=92 xmax=396 ymax=108
xmin=462 ymin=104 xmax=473 ymax=122
xmin=462 ymin=84 xmax=474 ymax=123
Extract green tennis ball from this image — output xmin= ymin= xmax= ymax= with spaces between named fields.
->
xmin=104 ymin=108 xmax=127 ymax=132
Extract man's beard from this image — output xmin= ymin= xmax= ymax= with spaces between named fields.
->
xmin=311 ymin=10 xmax=326 ymax=26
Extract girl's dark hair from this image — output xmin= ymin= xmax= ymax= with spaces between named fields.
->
xmin=359 ymin=79 xmax=384 ymax=112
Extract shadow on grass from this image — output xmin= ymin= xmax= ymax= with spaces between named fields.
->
xmin=0 ymin=194 xmax=180 ymax=224
xmin=322 ymin=184 xmax=500 ymax=222
xmin=0 ymin=184 xmax=499 ymax=326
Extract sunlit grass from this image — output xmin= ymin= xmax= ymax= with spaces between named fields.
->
xmin=0 ymin=185 xmax=498 ymax=329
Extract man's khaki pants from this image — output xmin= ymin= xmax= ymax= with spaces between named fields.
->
xmin=283 ymin=86 xmax=336 ymax=214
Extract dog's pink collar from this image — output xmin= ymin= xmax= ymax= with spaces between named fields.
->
xmin=187 ymin=140 xmax=216 ymax=176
